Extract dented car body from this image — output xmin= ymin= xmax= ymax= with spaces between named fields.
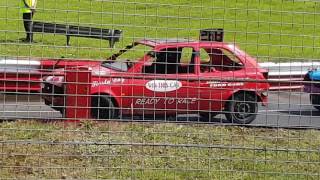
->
xmin=304 ymin=70 xmax=320 ymax=111
xmin=42 ymin=39 xmax=269 ymax=124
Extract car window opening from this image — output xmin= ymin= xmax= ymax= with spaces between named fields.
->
xmin=143 ymin=47 xmax=196 ymax=74
xmin=102 ymin=43 xmax=152 ymax=72
xmin=200 ymin=48 xmax=243 ymax=73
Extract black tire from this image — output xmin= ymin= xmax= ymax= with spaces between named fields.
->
xmin=56 ymin=107 xmax=65 ymax=116
xmin=310 ymin=94 xmax=320 ymax=111
xmin=44 ymin=99 xmax=51 ymax=106
xmin=44 ymin=99 xmax=65 ymax=115
xmin=225 ymin=92 xmax=258 ymax=124
xmin=91 ymin=95 xmax=118 ymax=119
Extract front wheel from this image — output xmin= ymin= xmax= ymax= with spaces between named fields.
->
xmin=91 ymin=95 xmax=118 ymax=119
xmin=225 ymin=92 xmax=258 ymax=124
xmin=310 ymin=94 xmax=320 ymax=111
xmin=44 ymin=99 xmax=65 ymax=115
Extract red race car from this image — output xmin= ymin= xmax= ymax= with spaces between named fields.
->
xmin=42 ymin=38 xmax=269 ymax=124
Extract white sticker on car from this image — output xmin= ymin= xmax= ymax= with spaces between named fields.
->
xmin=135 ymin=98 xmax=196 ymax=105
xmin=207 ymin=81 xmax=244 ymax=88
xmin=146 ymin=80 xmax=182 ymax=92
xmin=92 ymin=78 xmax=124 ymax=87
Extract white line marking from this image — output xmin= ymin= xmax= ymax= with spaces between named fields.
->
xmin=259 ymin=62 xmax=320 ymax=67
xmin=0 ymin=59 xmax=40 ymax=66
xmin=258 ymin=109 xmax=313 ymax=113
xmin=268 ymin=71 xmax=307 ymax=76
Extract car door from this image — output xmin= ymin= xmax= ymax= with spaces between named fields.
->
xmin=128 ymin=46 xmax=200 ymax=116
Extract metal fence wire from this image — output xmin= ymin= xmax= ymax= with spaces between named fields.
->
xmin=1 ymin=0 xmax=320 ymax=179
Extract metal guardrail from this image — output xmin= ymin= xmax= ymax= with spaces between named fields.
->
xmin=0 ymin=58 xmax=101 ymax=92
xmin=260 ymin=62 xmax=320 ymax=90
xmin=32 ymin=21 xmax=122 ymax=47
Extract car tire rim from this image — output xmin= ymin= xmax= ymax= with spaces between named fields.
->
xmin=234 ymin=101 xmax=254 ymax=120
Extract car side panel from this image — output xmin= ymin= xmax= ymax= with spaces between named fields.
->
xmin=90 ymin=76 xmax=130 ymax=113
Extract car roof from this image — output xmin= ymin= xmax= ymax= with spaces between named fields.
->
xmin=136 ymin=38 xmax=228 ymax=48
xmin=136 ymin=38 xmax=192 ymax=47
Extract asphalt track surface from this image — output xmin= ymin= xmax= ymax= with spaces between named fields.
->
xmin=0 ymin=91 xmax=319 ymax=129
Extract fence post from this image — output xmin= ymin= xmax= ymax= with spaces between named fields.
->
xmin=65 ymin=67 xmax=92 ymax=121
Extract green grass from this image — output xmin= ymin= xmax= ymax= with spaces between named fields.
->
xmin=1 ymin=120 xmax=320 ymax=179
xmin=0 ymin=0 xmax=320 ymax=62
xmin=1 ymin=1 xmax=320 ymax=178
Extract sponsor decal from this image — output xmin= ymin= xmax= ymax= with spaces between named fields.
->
xmin=92 ymin=78 xmax=124 ymax=87
xmin=146 ymin=80 xmax=182 ymax=92
xmin=135 ymin=98 xmax=161 ymax=105
xmin=135 ymin=98 xmax=196 ymax=105
xmin=45 ymin=76 xmax=64 ymax=82
xmin=207 ymin=81 xmax=244 ymax=88
xmin=44 ymin=76 xmax=64 ymax=86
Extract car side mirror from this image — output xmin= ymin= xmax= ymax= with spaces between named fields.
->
xmin=147 ymin=51 xmax=156 ymax=58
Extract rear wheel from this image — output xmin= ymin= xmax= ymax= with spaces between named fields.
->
xmin=225 ymin=92 xmax=258 ymax=124
xmin=91 ymin=95 xmax=118 ymax=119
xmin=310 ymin=94 xmax=320 ymax=111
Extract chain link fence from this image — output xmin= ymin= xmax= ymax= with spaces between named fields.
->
xmin=1 ymin=0 xmax=320 ymax=179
